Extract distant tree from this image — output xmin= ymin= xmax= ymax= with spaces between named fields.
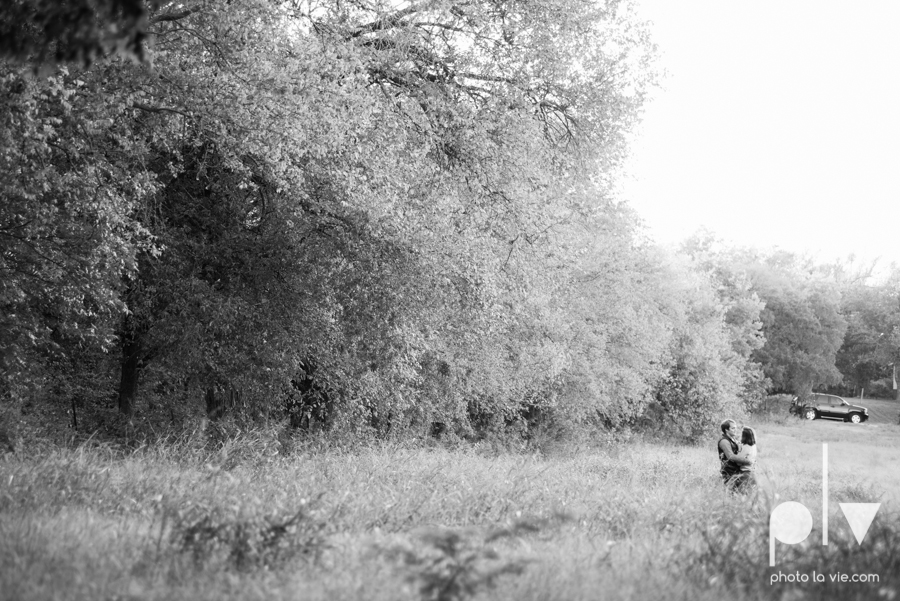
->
xmin=834 ymin=264 xmax=900 ymax=398
xmin=652 ymin=254 xmax=756 ymax=441
xmin=679 ymin=236 xmax=847 ymax=399
xmin=740 ymin=252 xmax=847 ymax=396
xmin=679 ymin=232 xmax=768 ymax=407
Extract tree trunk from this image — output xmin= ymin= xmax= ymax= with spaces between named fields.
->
xmin=895 ymin=364 xmax=899 ymax=401
xmin=206 ymin=384 xmax=241 ymax=420
xmin=118 ymin=334 xmax=141 ymax=416
xmin=205 ymin=386 xmax=223 ymax=420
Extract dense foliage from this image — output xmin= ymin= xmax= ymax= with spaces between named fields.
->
xmin=682 ymin=233 xmax=900 ymax=402
xmin=833 ymin=265 xmax=900 ymax=399
xmin=2 ymin=0 xmax=898 ymax=445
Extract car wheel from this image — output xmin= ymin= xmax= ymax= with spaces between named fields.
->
xmin=804 ymin=408 xmax=817 ymax=420
xmin=849 ymin=413 xmax=862 ymax=424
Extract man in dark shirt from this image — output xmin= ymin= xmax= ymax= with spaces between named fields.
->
xmin=718 ymin=419 xmax=751 ymax=490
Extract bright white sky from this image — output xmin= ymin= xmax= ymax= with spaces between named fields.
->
xmin=620 ymin=0 xmax=900 ymax=269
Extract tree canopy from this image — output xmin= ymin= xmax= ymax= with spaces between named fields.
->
xmin=6 ymin=0 xmax=894 ymax=445
xmin=4 ymin=0 xmax=684 ymax=436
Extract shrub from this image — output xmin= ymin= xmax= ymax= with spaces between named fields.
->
xmin=169 ymin=501 xmax=327 ymax=571
xmin=383 ymin=522 xmax=545 ymax=601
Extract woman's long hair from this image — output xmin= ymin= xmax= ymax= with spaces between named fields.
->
xmin=741 ymin=426 xmax=757 ymax=446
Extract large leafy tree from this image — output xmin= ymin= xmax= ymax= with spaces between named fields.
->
xmin=834 ymin=264 xmax=900 ymax=398
xmin=679 ymin=232 xmax=768 ymax=404
xmin=0 ymin=66 xmax=156 ymax=402
xmin=3 ymin=0 xmax=666 ymax=435
xmin=734 ymin=251 xmax=847 ymax=396
xmin=677 ymin=235 xmax=852 ymax=401
xmin=652 ymin=259 xmax=750 ymax=441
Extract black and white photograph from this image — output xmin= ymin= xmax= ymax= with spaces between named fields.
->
xmin=1 ymin=1 xmax=898 ymax=600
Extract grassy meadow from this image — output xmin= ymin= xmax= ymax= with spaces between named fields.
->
xmin=2 ymin=409 xmax=900 ymax=601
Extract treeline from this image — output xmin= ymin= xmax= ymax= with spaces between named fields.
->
xmin=1 ymin=0 xmax=898 ymax=444
xmin=681 ymin=235 xmax=900 ymax=403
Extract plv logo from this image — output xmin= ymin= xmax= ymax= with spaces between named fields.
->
xmin=769 ymin=444 xmax=880 ymax=566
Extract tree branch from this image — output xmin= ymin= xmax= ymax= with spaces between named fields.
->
xmin=350 ymin=5 xmax=421 ymax=38
xmin=131 ymin=102 xmax=191 ymax=118
xmin=456 ymin=71 xmax=517 ymax=85
xmin=150 ymin=7 xmax=200 ymax=24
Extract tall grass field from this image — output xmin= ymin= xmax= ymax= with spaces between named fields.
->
xmin=2 ymin=408 xmax=899 ymax=601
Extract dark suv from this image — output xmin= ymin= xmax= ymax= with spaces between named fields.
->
xmin=791 ymin=393 xmax=869 ymax=423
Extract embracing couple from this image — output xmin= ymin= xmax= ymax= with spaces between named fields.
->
xmin=718 ymin=419 xmax=758 ymax=493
